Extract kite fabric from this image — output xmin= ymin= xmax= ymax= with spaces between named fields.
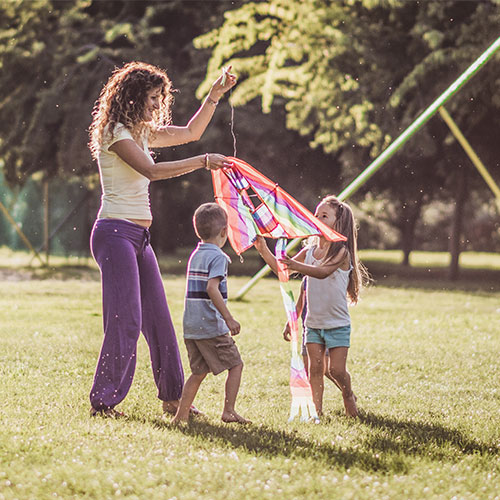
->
xmin=212 ymin=157 xmax=346 ymax=422
xmin=211 ymin=157 xmax=346 ymax=255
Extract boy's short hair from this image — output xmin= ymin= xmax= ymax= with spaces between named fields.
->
xmin=193 ymin=203 xmax=228 ymax=240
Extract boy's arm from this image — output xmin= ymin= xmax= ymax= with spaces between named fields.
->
xmin=253 ymin=236 xmax=279 ymax=275
xmin=295 ymin=278 xmax=306 ymax=317
xmin=206 ymin=277 xmax=240 ymax=336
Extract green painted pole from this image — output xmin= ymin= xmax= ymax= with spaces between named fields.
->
xmin=235 ymin=35 xmax=500 ymax=301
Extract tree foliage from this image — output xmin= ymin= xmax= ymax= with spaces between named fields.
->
xmin=1 ymin=1 xmax=498 ymax=256
xmin=0 ymin=0 xmax=214 ymax=186
xmin=196 ymin=0 xmax=500 ymax=163
xmin=195 ymin=0 xmax=500 ymax=254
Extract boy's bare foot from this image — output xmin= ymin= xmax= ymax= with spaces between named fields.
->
xmin=170 ymin=415 xmax=189 ymax=426
xmin=221 ymin=411 xmax=252 ymax=424
xmin=343 ymin=392 xmax=358 ymax=418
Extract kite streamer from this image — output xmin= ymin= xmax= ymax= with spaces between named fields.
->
xmin=212 ymin=157 xmax=345 ymax=422
xmin=275 ymin=239 xmax=319 ymax=422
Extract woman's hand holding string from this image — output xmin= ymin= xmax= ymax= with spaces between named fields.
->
xmin=209 ymin=66 xmax=237 ymax=103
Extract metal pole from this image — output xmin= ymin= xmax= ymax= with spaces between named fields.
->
xmin=35 ymin=190 xmax=92 ymax=254
xmin=0 ymin=199 xmax=46 ymax=266
xmin=438 ymin=106 xmax=500 ymax=206
xmin=235 ymin=35 xmax=500 ymax=300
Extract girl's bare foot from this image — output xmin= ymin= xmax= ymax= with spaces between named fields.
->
xmin=221 ymin=411 xmax=252 ymax=424
xmin=343 ymin=392 xmax=358 ymax=418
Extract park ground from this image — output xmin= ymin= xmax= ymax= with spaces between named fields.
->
xmin=0 ymin=249 xmax=499 ymax=499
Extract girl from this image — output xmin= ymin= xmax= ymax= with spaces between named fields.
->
xmin=87 ymin=61 xmax=236 ymax=418
xmin=255 ymin=195 xmax=369 ymax=418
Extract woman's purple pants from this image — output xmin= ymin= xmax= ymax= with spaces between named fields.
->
xmin=89 ymin=218 xmax=184 ymax=411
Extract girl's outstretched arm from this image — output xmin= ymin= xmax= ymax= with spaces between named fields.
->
xmin=281 ymin=247 xmax=349 ymax=279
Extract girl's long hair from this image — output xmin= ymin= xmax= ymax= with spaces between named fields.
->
xmin=312 ymin=195 xmax=370 ymax=303
xmin=88 ymin=61 xmax=174 ymax=160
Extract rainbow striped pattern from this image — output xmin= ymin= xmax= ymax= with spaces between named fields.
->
xmin=212 ymin=157 xmax=346 ymax=256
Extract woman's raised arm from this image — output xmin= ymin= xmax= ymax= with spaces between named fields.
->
xmin=150 ymin=67 xmax=237 ymax=148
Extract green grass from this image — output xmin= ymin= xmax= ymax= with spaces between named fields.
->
xmin=0 ymin=266 xmax=499 ymax=499
xmin=3 ymin=245 xmax=499 ymax=292
xmin=359 ymin=249 xmax=500 ymax=270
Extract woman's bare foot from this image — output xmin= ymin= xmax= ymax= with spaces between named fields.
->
xmin=90 ymin=407 xmax=126 ymax=419
xmin=221 ymin=411 xmax=252 ymax=424
xmin=162 ymin=400 xmax=178 ymax=415
xmin=343 ymin=392 xmax=358 ymax=418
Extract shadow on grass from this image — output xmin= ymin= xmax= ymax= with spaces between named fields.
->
xmin=358 ymin=411 xmax=499 ymax=458
xmin=151 ymin=417 xmax=401 ymax=473
xmin=143 ymin=411 xmax=499 ymax=474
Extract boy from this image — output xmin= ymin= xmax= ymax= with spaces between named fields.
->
xmin=172 ymin=203 xmax=250 ymax=424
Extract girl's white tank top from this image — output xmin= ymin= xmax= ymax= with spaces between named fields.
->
xmin=304 ymin=245 xmax=351 ymax=329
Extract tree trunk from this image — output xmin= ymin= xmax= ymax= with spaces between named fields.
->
xmin=448 ymin=165 xmax=468 ymax=280
xmin=43 ymin=178 xmax=50 ymax=265
xmin=399 ymin=191 xmax=424 ymax=267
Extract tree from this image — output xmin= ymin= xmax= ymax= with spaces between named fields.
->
xmin=0 ymin=1 xmax=250 ymax=253
xmin=0 ymin=0 xmax=185 ymax=185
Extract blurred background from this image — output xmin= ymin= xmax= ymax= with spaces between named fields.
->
xmin=0 ymin=0 xmax=499 ymax=280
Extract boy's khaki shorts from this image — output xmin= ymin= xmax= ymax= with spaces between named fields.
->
xmin=185 ymin=334 xmax=242 ymax=375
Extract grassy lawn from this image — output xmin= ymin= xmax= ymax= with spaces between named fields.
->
xmin=0 ymin=255 xmax=499 ymax=499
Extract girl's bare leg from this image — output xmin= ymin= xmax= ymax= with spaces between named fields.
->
xmin=306 ymin=343 xmax=326 ymax=416
xmin=328 ymin=347 xmax=358 ymax=417
xmin=324 ymin=352 xmax=343 ymax=391
xmin=303 ymin=355 xmax=309 ymax=377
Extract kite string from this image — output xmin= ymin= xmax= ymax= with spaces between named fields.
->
xmin=229 ymin=88 xmax=237 ymax=158
xmin=227 ymin=90 xmax=242 ymax=261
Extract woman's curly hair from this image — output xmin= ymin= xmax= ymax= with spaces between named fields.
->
xmin=89 ymin=61 xmax=174 ymax=160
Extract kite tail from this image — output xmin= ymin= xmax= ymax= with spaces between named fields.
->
xmin=275 ymin=239 xmax=320 ymax=424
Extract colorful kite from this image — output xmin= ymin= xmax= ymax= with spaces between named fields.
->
xmin=212 ymin=157 xmax=346 ymax=422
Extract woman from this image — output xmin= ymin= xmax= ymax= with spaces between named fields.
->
xmin=88 ymin=61 xmax=236 ymax=417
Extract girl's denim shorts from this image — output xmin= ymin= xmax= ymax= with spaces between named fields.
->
xmin=305 ymin=324 xmax=351 ymax=349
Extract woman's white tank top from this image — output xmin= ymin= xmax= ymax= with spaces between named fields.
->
xmin=97 ymin=123 xmax=152 ymax=220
